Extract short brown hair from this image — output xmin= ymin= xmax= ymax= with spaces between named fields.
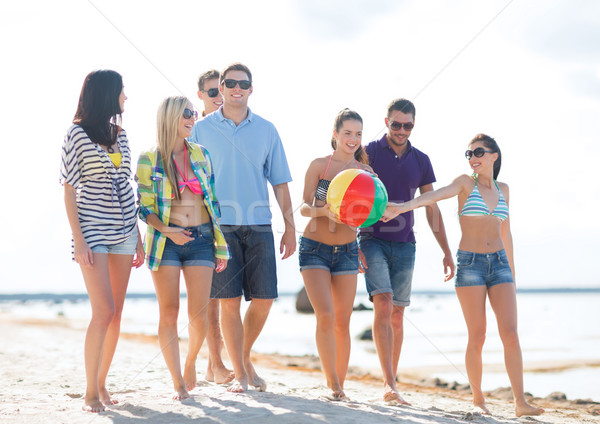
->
xmin=387 ymin=98 xmax=416 ymax=119
xmin=220 ymin=62 xmax=252 ymax=84
xmin=197 ymin=69 xmax=220 ymax=91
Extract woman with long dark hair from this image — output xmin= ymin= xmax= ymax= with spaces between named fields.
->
xmin=383 ymin=134 xmax=544 ymax=417
xmin=136 ymin=96 xmax=229 ymax=400
xmin=61 ymin=70 xmax=144 ymax=412
xmin=298 ymin=109 xmax=371 ymax=401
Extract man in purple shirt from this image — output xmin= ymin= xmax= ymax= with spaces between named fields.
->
xmin=359 ymin=98 xmax=455 ymax=404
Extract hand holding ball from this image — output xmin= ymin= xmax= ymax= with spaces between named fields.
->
xmin=326 ymin=169 xmax=388 ymax=227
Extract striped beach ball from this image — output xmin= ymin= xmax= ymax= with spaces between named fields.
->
xmin=327 ymin=169 xmax=388 ymax=228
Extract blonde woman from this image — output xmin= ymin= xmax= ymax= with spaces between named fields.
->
xmin=136 ymin=96 xmax=229 ymax=400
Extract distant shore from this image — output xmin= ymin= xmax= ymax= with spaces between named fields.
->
xmin=1 ymin=313 xmax=598 ymax=424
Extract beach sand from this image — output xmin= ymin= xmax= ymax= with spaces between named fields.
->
xmin=1 ymin=314 xmax=598 ymax=424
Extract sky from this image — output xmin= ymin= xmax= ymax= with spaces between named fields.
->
xmin=0 ymin=0 xmax=598 ymax=294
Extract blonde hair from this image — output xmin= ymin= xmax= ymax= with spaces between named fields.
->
xmin=156 ymin=96 xmax=190 ymax=201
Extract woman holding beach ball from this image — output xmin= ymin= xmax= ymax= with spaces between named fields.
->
xmin=135 ymin=96 xmax=230 ymax=400
xmin=382 ymin=134 xmax=544 ymax=417
xmin=60 ymin=70 xmax=144 ymax=412
xmin=298 ymin=109 xmax=373 ymax=401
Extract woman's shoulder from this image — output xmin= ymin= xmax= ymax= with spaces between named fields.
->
xmin=496 ymin=180 xmax=509 ymax=195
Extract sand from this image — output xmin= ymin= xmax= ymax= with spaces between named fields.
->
xmin=1 ymin=314 xmax=598 ymax=424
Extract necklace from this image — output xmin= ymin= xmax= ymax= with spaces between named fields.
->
xmin=107 ymin=143 xmax=116 ymax=153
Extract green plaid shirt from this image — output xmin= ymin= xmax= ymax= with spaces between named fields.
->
xmin=135 ymin=141 xmax=230 ymax=271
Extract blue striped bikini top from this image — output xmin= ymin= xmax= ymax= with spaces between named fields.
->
xmin=459 ymin=175 xmax=509 ymax=221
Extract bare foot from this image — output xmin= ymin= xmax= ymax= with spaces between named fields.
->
xmin=99 ymin=387 xmax=118 ymax=406
xmin=515 ymin=402 xmax=544 ymax=417
xmin=227 ymin=377 xmax=248 ymax=393
xmin=246 ymin=361 xmax=267 ymax=391
xmin=383 ymin=387 xmax=411 ymax=406
xmin=472 ymin=402 xmax=491 ymax=415
xmin=172 ymin=386 xmax=191 ymax=400
xmin=183 ymin=362 xmax=197 ymax=391
xmin=323 ymin=390 xmax=347 ymax=401
xmin=82 ymin=398 xmax=105 ymax=413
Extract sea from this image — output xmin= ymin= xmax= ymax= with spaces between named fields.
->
xmin=1 ymin=288 xmax=599 ymax=402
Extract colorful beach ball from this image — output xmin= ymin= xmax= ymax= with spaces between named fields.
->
xmin=327 ymin=169 xmax=388 ymax=227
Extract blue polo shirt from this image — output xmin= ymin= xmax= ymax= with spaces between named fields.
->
xmin=189 ymin=107 xmax=292 ymax=226
xmin=360 ymin=135 xmax=436 ymax=242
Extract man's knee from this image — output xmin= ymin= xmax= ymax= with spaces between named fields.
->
xmin=373 ymin=293 xmax=394 ymax=319
xmin=390 ymin=306 xmax=405 ymax=330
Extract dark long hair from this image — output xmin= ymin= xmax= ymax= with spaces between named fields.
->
xmin=330 ymin=108 xmax=368 ymax=164
xmin=73 ymin=70 xmax=123 ymax=147
xmin=470 ymin=133 xmax=501 ymax=179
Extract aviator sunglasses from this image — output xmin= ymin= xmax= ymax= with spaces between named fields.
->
xmin=389 ymin=121 xmax=414 ymax=131
xmin=201 ymin=87 xmax=220 ymax=98
xmin=183 ymin=108 xmax=198 ymax=120
xmin=465 ymin=147 xmax=495 ymax=160
xmin=222 ymin=79 xmax=252 ymax=90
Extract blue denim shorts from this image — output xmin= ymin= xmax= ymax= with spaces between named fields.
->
xmin=160 ymin=223 xmax=215 ymax=268
xmin=358 ymin=234 xmax=416 ymax=307
xmin=455 ymin=249 xmax=514 ymax=288
xmin=91 ymin=228 xmax=138 ymax=255
xmin=299 ymin=236 xmax=359 ymax=275
xmin=211 ymin=225 xmax=277 ymax=300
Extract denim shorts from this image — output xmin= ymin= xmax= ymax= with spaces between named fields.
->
xmin=160 ymin=223 xmax=215 ymax=268
xmin=299 ymin=236 xmax=359 ymax=275
xmin=211 ymin=225 xmax=277 ymax=301
xmin=358 ymin=234 xmax=416 ymax=307
xmin=91 ymin=228 xmax=138 ymax=255
xmin=455 ymin=249 xmax=514 ymax=288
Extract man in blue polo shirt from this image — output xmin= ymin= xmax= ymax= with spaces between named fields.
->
xmin=190 ymin=63 xmax=296 ymax=393
xmin=359 ymin=98 xmax=455 ymax=404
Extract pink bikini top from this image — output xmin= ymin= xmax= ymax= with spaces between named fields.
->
xmin=173 ymin=145 xmax=203 ymax=195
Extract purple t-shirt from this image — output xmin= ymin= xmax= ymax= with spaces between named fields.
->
xmin=360 ymin=135 xmax=436 ymax=242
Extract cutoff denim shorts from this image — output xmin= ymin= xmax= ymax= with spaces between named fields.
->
xmin=160 ymin=223 xmax=215 ymax=268
xmin=298 ymin=236 xmax=359 ymax=275
xmin=455 ymin=249 xmax=514 ymax=288
xmin=358 ymin=234 xmax=416 ymax=307
xmin=91 ymin=228 xmax=138 ymax=255
xmin=211 ymin=225 xmax=277 ymax=301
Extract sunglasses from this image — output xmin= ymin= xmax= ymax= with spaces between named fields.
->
xmin=201 ymin=88 xmax=220 ymax=98
xmin=183 ymin=108 xmax=198 ymax=120
xmin=222 ymin=79 xmax=252 ymax=90
xmin=465 ymin=147 xmax=495 ymax=160
xmin=389 ymin=121 xmax=414 ymax=131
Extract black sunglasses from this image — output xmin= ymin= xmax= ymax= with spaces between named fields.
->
xmin=389 ymin=121 xmax=414 ymax=131
xmin=465 ymin=147 xmax=495 ymax=160
xmin=183 ymin=108 xmax=198 ymax=120
xmin=201 ymin=88 xmax=220 ymax=98
xmin=222 ymin=79 xmax=252 ymax=90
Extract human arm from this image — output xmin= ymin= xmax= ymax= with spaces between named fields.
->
xmin=499 ymin=183 xmax=516 ymax=286
xmin=64 ymin=184 xmax=93 ymax=267
xmin=420 ymin=184 xmax=455 ymax=281
xmin=273 ymin=182 xmax=296 ymax=259
xmin=299 ymin=160 xmax=343 ymax=222
xmin=132 ymin=224 xmax=145 ymax=268
xmin=381 ymin=174 xmax=467 ymax=221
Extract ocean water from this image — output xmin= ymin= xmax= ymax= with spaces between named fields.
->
xmin=1 ymin=289 xmax=599 ymax=401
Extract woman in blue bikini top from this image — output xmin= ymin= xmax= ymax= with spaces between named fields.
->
xmin=382 ymin=134 xmax=544 ymax=418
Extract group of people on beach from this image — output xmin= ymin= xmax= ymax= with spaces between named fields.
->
xmin=61 ymin=63 xmax=544 ymax=418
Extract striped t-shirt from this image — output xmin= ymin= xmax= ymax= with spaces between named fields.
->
xmin=60 ymin=124 xmax=138 ymax=253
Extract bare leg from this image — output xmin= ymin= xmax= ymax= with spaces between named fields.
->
xmin=242 ymin=298 xmax=273 ymax=391
xmin=302 ymin=269 xmax=343 ymax=396
xmin=79 ymin=253 xmax=114 ymax=413
xmin=220 ymin=297 xmax=248 ymax=392
xmin=488 ymin=283 xmax=544 ymax=417
xmin=331 ymin=274 xmax=357 ymax=389
xmin=182 ymin=266 xmax=213 ymax=391
xmin=97 ymin=253 xmax=133 ymax=406
xmin=372 ymin=293 xmax=410 ymax=405
xmin=456 ymin=286 xmax=490 ymax=414
xmin=205 ymin=299 xmax=234 ymax=384
xmin=151 ymin=266 xmax=189 ymax=400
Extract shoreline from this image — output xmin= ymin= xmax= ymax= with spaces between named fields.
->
xmin=1 ymin=314 xmax=598 ymax=423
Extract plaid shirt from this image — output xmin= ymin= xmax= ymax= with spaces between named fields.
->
xmin=135 ymin=141 xmax=230 ymax=271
